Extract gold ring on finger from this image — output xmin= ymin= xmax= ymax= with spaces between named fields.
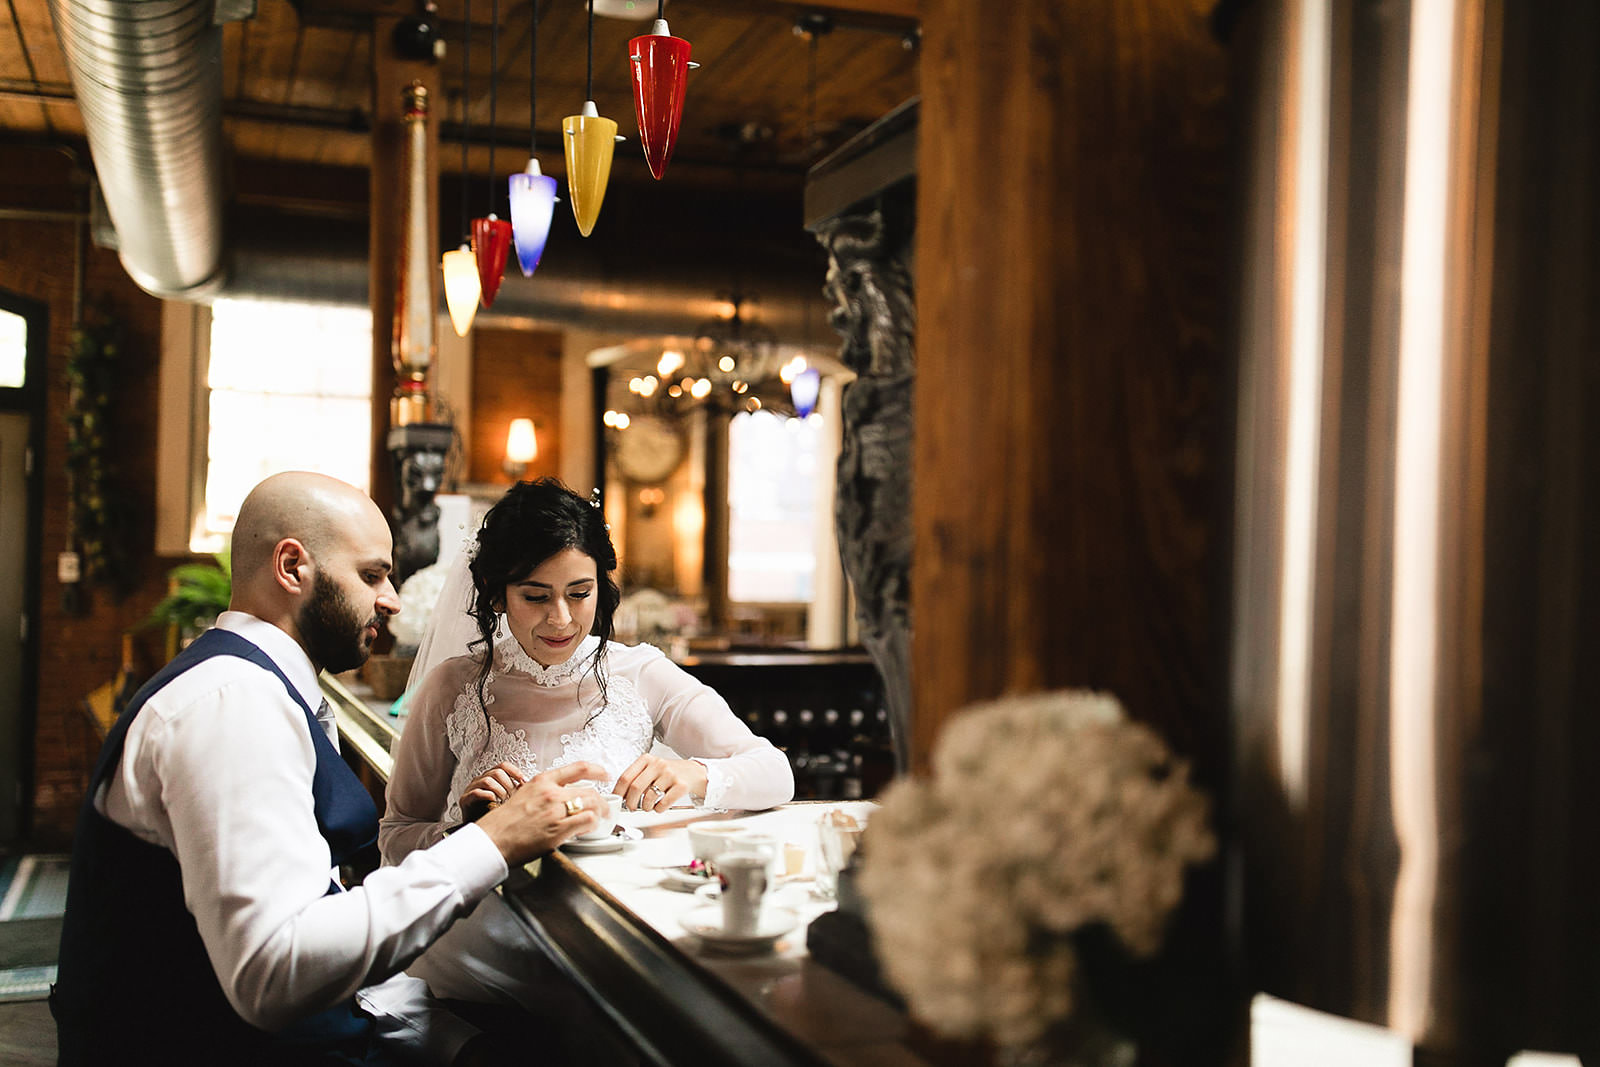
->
xmin=564 ymin=796 xmax=584 ymax=816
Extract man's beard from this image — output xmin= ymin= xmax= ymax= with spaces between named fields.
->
xmin=299 ymin=570 xmax=378 ymax=674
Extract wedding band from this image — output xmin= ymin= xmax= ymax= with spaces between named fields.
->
xmin=564 ymin=797 xmax=583 ymax=816
xmin=648 ymin=786 xmax=662 ymax=798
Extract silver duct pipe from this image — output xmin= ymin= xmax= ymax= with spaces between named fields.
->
xmin=47 ymin=0 xmax=232 ymax=300
xmin=1230 ymin=0 xmax=1600 ymax=1062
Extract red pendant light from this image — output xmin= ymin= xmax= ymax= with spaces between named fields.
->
xmin=471 ymin=0 xmax=510 ymax=305
xmin=471 ymin=215 xmax=513 ymax=307
xmin=629 ymin=7 xmax=694 ymax=181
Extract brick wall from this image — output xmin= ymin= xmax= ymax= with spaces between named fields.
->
xmin=1 ymin=144 xmax=175 ymax=845
xmin=467 ymin=325 xmax=563 ymax=486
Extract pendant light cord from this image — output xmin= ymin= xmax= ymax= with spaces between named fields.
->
xmin=487 ymin=0 xmax=499 ymax=214
xmin=528 ymin=0 xmax=538 ymax=157
xmin=460 ymin=0 xmax=471 ymax=234
xmin=657 ymin=0 xmax=663 ymax=20
xmin=585 ymin=0 xmax=594 ymax=102
xmin=806 ymin=30 xmax=818 ymax=164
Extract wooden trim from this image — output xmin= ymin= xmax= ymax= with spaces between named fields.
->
xmin=154 ymin=301 xmax=212 ymax=556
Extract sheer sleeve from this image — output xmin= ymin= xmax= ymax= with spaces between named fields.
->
xmin=380 ymin=659 xmax=471 ymax=865
xmin=632 ymin=648 xmax=795 ymax=812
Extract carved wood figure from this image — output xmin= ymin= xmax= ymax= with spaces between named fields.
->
xmin=814 ymin=199 xmax=915 ymax=773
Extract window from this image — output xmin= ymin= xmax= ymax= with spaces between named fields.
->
xmin=159 ymin=298 xmax=371 ymax=553
xmin=726 ymin=409 xmax=826 ymax=603
xmin=0 ymin=309 xmax=25 ymax=389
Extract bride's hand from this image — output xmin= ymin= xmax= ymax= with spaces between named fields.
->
xmin=614 ymin=755 xmax=707 ymax=812
xmin=460 ymin=761 xmax=530 ymax=823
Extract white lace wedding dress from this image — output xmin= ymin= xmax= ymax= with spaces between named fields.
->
xmin=378 ymin=632 xmax=794 ymax=1003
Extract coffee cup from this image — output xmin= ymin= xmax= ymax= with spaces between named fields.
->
xmin=715 ymin=850 xmax=769 ymax=937
xmin=729 ymin=830 xmax=782 ymax=878
xmin=686 ymin=823 xmax=747 ymax=865
xmin=576 ymin=792 xmax=623 ymax=840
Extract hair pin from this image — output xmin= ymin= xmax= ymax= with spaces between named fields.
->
xmin=589 ymin=488 xmax=603 ymax=509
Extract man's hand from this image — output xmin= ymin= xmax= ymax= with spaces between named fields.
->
xmin=475 ymin=761 xmax=608 ymax=866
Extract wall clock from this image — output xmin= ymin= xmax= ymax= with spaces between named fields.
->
xmin=613 ymin=415 xmax=686 ymax=485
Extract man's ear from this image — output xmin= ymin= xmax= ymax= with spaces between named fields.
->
xmin=273 ymin=538 xmax=312 ymax=595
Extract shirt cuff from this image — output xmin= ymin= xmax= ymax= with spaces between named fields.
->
xmin=427 ymin=821 xmax=508 ymax=898
xmin=699 ymin=759 xmax=731 ymax=811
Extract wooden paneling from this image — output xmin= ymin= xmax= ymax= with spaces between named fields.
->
xmin=912 ymin=0 xmax=1230 ymax=780
xmin=468 ymin=325 xmax=564 ymax=485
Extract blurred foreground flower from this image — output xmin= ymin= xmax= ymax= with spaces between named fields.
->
xmin=858 ymin=690 xmax=1216 ymax=1055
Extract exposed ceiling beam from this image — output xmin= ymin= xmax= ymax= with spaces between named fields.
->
xmin=289 ymin=0 xmax=918 ymax=33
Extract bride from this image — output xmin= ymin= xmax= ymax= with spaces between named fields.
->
xmin=378 ymin=477 xmax=794 ymax=1004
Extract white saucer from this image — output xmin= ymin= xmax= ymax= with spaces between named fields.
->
xmin=561 ymin=825 xmax=642 ymax=853
xmin=679 ymin=904 xmax=799 ymax=955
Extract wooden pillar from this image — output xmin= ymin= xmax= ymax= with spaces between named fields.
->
xmin=911 ymin=0 xmax=1231 ymax=777
xmin=369 ymin=20 xmax=441 ymax=521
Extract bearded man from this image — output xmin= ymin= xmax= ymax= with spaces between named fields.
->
xmin=51 ymin=472 xmax=606 ymax=1065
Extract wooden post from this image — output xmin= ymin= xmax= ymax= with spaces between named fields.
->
xmin=911 ymin=0 xmax=1232 ymax=778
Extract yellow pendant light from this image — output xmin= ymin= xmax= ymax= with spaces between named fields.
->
xmin=563 ymin=101 xmax=618 ymax=237
xmin=563 ymin=1 xmax=622 ymax=237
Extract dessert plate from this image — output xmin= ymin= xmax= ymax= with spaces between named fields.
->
xmin=679 ymin=905 xmax=799 ymax=955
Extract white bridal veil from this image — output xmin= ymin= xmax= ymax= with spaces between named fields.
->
xmin=400 ymin=538 xmax=485 ymax=701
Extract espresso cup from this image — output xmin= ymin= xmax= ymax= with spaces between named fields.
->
xmin=715 ymin=850 xmax=769 ymax=937
xmin=576 ymin=792 xmax=623 ymax=840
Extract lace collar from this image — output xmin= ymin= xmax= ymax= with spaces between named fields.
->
xmin=494 ymin=633 xmax=599 ymax=688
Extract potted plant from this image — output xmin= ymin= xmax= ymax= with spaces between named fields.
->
xmin=143 ymin=552 xmax=231 ymax=649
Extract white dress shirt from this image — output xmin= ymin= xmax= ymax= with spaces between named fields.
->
xmin=98 ymin=611 xmax=508 ymax=1035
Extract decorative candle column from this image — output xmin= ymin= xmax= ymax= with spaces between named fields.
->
xmin=391 ymin=81 xmax=436 ymax=428
xmin=385 ymin=80 xmax=453 ymax=586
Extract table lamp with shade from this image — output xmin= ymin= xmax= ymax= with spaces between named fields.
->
xmin=503 ymin=418 xmax=538 ymax=480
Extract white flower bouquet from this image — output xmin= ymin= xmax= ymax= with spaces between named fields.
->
xmin=857 ymin=690 xmax=1217 ymax=1055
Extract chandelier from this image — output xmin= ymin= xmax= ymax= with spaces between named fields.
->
xmin=609 ymin=292 xmax=812 ymax=423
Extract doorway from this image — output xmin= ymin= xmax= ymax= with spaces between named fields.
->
xmin=1 ymin=289 xmax=46 ymax=844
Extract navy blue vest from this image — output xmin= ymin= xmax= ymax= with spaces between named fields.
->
xmin=51 ymin=628 xmax=382 ymax=1065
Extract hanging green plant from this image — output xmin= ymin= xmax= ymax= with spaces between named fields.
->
xmin=64 ymin=303 xmax=131 ymax=596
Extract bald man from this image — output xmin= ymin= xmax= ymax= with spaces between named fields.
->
xmin=51 ymin=472 xmax=606 ymax=1065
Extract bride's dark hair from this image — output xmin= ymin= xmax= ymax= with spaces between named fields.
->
xmin=467 ymin=478 xmax=622 ymax=719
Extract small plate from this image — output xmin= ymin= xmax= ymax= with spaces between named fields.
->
xmin=562 ymin=825 xmax=643 ymax=854
xmin=679 ymin=904 xmax=799 ymax=955
xmin=659 ymin=865 xmax=715 ymax=893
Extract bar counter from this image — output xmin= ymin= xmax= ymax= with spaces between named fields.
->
xmin=320 ymin=673 xmax=926 ymax=1066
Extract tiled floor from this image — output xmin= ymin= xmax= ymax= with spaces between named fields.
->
xmin=0 ymin=851 xmax=64 ymax=1061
